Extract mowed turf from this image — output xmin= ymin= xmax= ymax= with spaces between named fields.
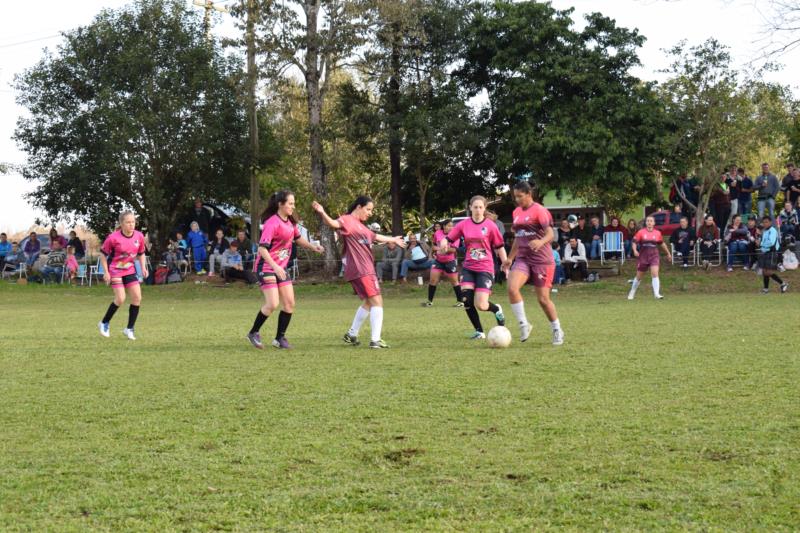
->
xmin=1 ymin=272 xmax=799 ymax=531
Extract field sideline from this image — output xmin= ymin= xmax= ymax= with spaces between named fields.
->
xmin=1 ymin=270 xmax=798 ymax=531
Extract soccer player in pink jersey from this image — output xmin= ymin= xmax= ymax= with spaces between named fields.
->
xmin=628 ymin=215 xmax=672 ymax=300
xmin=97 ymin=211 xmax=148 ymax=340
xmin=443 ymin=195 xmax=508 ymax=340
xmin=247 ymin=190 xmax=325 ymax=349
xmin=312 ymin=196 xmax=406 ymax=349
xmin=502 ymin=181 xmax=565 ymax=345
xmin=422 ymin=219 xmax=463 ymax=307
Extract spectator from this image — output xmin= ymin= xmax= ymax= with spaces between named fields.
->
xmin=235 ymin=229 xmax=254 ymax=270
xmin=724 ymin=165 xmax=740 ymax=221
xmin=552 ymin=241 xmax=565 ymax=290
xmin=574 ymin=215 xmax=591 ymax=244
xmin=724 ymin=215 xmax=749 ymax=271
xmin=189 ymin=198 xmax=212 ymax=235
xmin=737 ymin=167 xmax=753 ymax=216
xmin=757 ymin=216 xmax=788 ymax=293
xmin=697 ymin=215 xmax=720 ymax=269
xmin=48 ymin=228 xmax=67 ymax=249
xmin=173 ymin=232 xmax=189 ymax=261
xmin=687 ymin=175 xmax=702 ymax=213
xmin=0 ymin=233 xmax=10 ymax=271
xmin=376 ymin=240 xmax=403 ymax=282
xmin=207 ymin=228 xmax=229 ymax=277
xmin=625 ymin=219 xmax=639 ymax=258
xmin=786 ymin=167 xmax=800 ymax=207
xmin=603 ymin=217 xmax=627 ymax=260
xmin=556 ymin=219 xmax=573 ymax=255
xmin=670 ymin=216 xmax=695 ymax=268
xmin=221 ymin=241 xmax=254 ymax=284
xmin=673 ymin=174 xmax=695 ymax=214
xmin=186 ymin=221 xmax=208 ymax=274
xmin=709 ymin=174 xmax=731 ymax=230
xmin=39 ymin=239 xmax=66 ymax=283
xmin=778 ymin=202 xmax=798 ymax=237
xmin=23 ymin=232 xmax=41 ymax=267
xmin=486 ymin=211 xmax=505 ymax=236
xmin=781 ymin=163 xmax=795 ymax=194
xmin=163 ymin=239 xmax=187 ymax=276
xmin=588 ymin=216 xmax=604 ymax=260
xmin=399 ymin=234 xmax=433 ymax=283
xmin=562 ymin=236 xmax=589 ymax=281
xmin=745 ymin=217 xmax=760 ymax=270
xmin=64 ymin=245 xmax=79 ymax=284
xmin=66 ymin=230 xmax=85 ymax=259
xmin=754 ymin=162 xmax=780 ymax=220
xmin=2 ymin=242 xmax=21 ymax=274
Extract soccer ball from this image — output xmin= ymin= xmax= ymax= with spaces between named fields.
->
xmin=487 ymin=326 xmax=512 ymax=348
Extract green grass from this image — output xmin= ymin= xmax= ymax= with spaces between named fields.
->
xmin=1 ymin=268 xmax=799 ymax=531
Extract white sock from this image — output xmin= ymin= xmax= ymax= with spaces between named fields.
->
xmin=550 ymin=319 xmax=561 ymax=331
xmin=511 ymin=302 xmax=528 ymax=325
xmin=349 ymin=306 xmax=370 ymax=336
xmin=369 ymin=306 xmax=383 ymax=342
xmin=631 ymin=278 xmax=641 ymax=292
xmin=652 ymin=277 xmax=661 ymax=296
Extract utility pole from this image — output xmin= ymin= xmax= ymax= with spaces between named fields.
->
xmin=192 ymin=0 xmax=229 ymax=41
xmin=246 ymin=0 xmax=261 ymax=244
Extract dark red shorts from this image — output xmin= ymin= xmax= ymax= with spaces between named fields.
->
xmin=351 ymin=275 xmax=381 ymax=299
xmin=511 ymin=259 xmax=555 ymax=288
xmin=637 ymin=248 xmax=660 ymax=272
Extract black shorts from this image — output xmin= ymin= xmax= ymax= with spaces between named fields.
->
xmin=460 ymin=268 xmax=494 ymax=293
xmin=432 ymin=259 xmax=458 ymax=275
xmin=757 ymin=251 xmax=779 ymax=270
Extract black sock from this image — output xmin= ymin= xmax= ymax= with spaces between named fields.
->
xmin=127 ymin=305 xmax=140 ymax=330
xmin=763 ymin=275 xmax=770 ymax=289
xmin=466 ymin=306 xmax=483 ymax=332
xmin=102 ymin=302 xmax=119 ymax=324
xmin=487 ymin=302 xmax=500 ymax=314
xmin=276 ymin=311 xmax=292 ymax=340
xmin=428 ymin=284 xmax=437 ymax=302
xmin=250 ymin=311 xmax=268 ymax=334
xmin=771 ymin=274 xmax=783 ymax=284
xmin=453 ymin=285 xmax=462 ymax=302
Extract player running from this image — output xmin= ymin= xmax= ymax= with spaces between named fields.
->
xmin=312 ymin=196 xmax=406 ymax=349
xmin=628 ymin=215 xmax=672 ymax=300
xmin=97 ymin=211 xmax=148 ymax=340
xmin=422 ymin=219 xmax=463 ymax=307
xmin=501 ymin=180 xmax=564 ymax=345
xmin=444 ymin=195 xmax=508 ymax=340
xmin=247 ymin=190 xmax=325 ymax=350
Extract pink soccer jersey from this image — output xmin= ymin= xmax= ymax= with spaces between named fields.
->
xmin=634 ymin=228 xmax=663 ymax=249
xmin=101 ymin=230 xmax=145 ymax=277
xmin=512 ymin=203 xmax=554 ymax=265
xmin=434 ymin=229 xmax=455 ymax=262
xmin=256 ymin=214 xmax=301 ymax=273
xmin=447 ymin=218 xmax=503 ymax=274
xmin=336 ymin=214 xmax=377 ymax=281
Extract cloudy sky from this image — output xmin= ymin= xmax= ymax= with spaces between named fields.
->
xmin=1 ymin=0 xmax=797 ymax=232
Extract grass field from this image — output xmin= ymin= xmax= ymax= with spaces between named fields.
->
xmin=1 ymin=268 xmax=799 ymax=531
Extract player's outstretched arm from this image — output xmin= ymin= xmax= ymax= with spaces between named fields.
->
xmin=375 ymin=234 xmax=407 ymax=248
xmin=311 ymin=201 xmax=342 ymax=230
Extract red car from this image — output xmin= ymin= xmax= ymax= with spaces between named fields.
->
xmin=641 ymin=210 xmax=695 ymax=237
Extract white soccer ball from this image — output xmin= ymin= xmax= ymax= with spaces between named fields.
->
xmin=487 ymin=326 xmax=512 ymax=348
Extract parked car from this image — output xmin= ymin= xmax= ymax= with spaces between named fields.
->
xmin=17 ymin=234 xmax=52 ymax=254
xmin=641 ymin=211 xmax=695 ymax=237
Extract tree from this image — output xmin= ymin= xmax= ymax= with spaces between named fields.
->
xmin=458 ymin=2 xmax=670 ymax=214
xmin=13 ymin=0 xmax=249 ymax=256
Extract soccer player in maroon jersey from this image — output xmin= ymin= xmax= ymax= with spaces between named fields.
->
xmin=628 ymin=215 xmax=672 ymax=300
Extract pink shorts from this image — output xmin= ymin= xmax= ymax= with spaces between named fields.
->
xmin=351 ymin=275 xmax=381 ymax=299
xmin=258 ymin=272 xmax=293 ymax=290
xmin=110 ymin=273 xmax=140 ymax=288
xmin=637 ymin=249 xmax=660 ymax=272
xmin=511 ymin=260 xmax=555 ymax=288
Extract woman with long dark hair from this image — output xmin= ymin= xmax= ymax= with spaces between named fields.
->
xmin=312 ymin=196 xmax=406 ymax=349
xmin=247 ymin=190 xmax=325 ymax=349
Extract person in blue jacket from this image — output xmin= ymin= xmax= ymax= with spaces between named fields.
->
xmin=757 ymin=216 xmax=788 ymax=293
xmin=186 ymin=221 xmax=208 ymax=274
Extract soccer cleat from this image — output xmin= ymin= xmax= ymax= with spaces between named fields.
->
xmin=247 ymin=332 xmax=264 ymax=349
xmin=551 ymin=287 xmax=558 ymax=293
xmin=369 ymin=339 xmax=390 ymax=349
xmin=552 ymin=329 xmax=565 ymax=346
xmin=743 ymin=265 xmax=749 ymax=270
xmin=627 ymin=290 xmax=636 ymax=301
xmin=453 ymin=301 xmax=464 ymax=308
xmin=780 ymin=282 xmax=789 ymax=293
xmin=494 ymin=304 xmax=505 ymax=326
xmin=655 ymin=294 xmax=664 ymax=300
xmin=519 ymin=322 xmax=532 ymax=343
xmin=703 ymin=260 xmax=710 ymax=270
xmin=778 ymin=264 xmax=786 ymax=272
xmin=343 ymin=332 xmax=360 ymax=346
xmin=761 ymin=288 xmax=769 ymax=294
xmin=682 ymin=263 xmax=689 ymax=269
xmin=272 ymin=337 xmax=292 ymax=349
xmin=122 ymin=328 xmax=136 ymax=341
xmin=726 ymin=267 xmax=733 ymax=272
xmin=421 ymin=301 xmax=433 ymax=307
xmin=469 ymin=331 xmax=486 ymax=340
xmin=198 ymin=269 xmax=207 ymax=275
xmin=98 ymin=321 xmax=110 ymax=338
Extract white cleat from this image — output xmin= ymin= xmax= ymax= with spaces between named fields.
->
xmin=122 ymin=328 xmax=136 ymax=341
xmin=519 ymin=322 xmax=532 ymax=343
xmin=552 ymin=329 xmax=564 ymax=346
xmin=655 ymin=294 xmax=664 ymax=300
xmin=98 ymin=321 xmax=110 ymax=338
xmin=627 ymin=291 xmax=636 ymax=301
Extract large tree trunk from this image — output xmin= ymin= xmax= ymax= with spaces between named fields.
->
xmin=246 ymin=0 xmax=261 ymax=244
xmin=305 ymin=1 xmax=337 ymax=275
xmin=387 ymin=25 xmax=403 ymax=236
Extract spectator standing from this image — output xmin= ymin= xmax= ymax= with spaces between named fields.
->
xmin=697 ymin=215 xmax=720 ymax=269
xmin=0 ymin=233 xmax=10 ymax=271
xmin=725 ymin=165 xmax=740 ymax=224
xmin=709 ymin=175 xmax=731 ymax=230
xmin=189 ymin=198 xmax=212 ymax=235
xmin=67 ymin=230 xmax=85 ymax=259
xmin=786 ymin=167 xmax=800 ymax=207
xmin=738 ymin=168 xmax=753 ymax=216
xmin=556 ymin=219 xmax=573 ymax=255
xmin=781 ymin=163 xmax=795 ymax=194
xmin=724 ymin=215 xmax=749 ymax=271
xmin=754 ymin=163 xmax=780 ymax=220
xmin=186 ymin=221 xmax=208 ymax=274
xmin=64 ymin=246 xmax=79 ymax=284
xmin=398 ymin=234 xmax=433 ymax=283
xmin=23 ymin=232 xmax=41 ymax=268
xmin=588 ymin=216 xmax=604 ymax=260
xmin=562 ymin=236 xmax=589 ymax=281
xmin=207 ymin=228 xmax=229 ymax=277
xmin=49 ymin=228 xmax=67 ymax=250
xmin=376 ymin=240 xmax=404 ymax=282
xmin=670 ymin=216 xmax=695 ymax=268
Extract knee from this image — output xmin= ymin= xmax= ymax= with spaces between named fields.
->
xmin=114 ymin=294 xmax=126 ymax=306
xmin=130 ymin=295 xmax=141 ymax=306
xmin=537 ymin=294 xmax=550 ymax=307
xmin=282 ymin=299 xmax=295 ymax=313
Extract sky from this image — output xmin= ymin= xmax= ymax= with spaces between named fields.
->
xmin=1 ymin=0 xmax=798 ymax=233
